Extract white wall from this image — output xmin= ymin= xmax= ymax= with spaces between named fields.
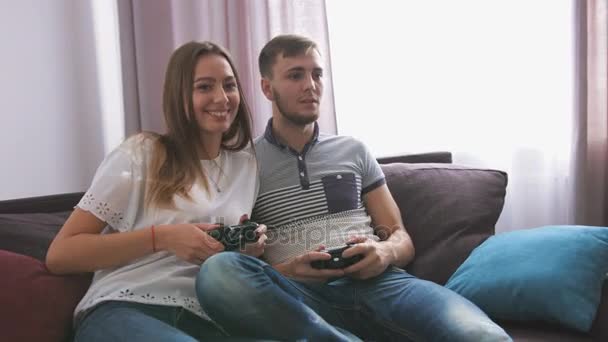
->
xmin=0 ymin=0 xmax=106 ymax=200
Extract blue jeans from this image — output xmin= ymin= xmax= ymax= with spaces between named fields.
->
xmin=74 ymin=300 xmax=276 ymax=342
xmin=196 ymin=252 xmax=512 ymax=342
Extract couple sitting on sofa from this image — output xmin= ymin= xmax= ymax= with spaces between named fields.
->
xmin=45 ymin=34 xmax=511 ymax=342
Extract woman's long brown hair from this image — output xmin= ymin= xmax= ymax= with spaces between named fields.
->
xmin=145 ymin=41 xmax=254 ymax=209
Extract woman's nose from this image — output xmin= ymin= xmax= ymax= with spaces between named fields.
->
xmin=213 ymin=87 xmax=229 ymax=104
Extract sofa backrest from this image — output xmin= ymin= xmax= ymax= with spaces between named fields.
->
xmin=380 ymin=163 xmax=508 ymax=284
xmin=0 ymin=152 xmax=509 ymax=285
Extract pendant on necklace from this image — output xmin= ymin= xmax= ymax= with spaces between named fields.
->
xmin=210 ymin=179 xmax=221 ymax=193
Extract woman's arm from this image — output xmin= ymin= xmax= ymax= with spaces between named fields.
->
xmin=46 ymin=208 xmax=225 ymax=275
xmin=46 ymin=208 xmax=156 ymax=274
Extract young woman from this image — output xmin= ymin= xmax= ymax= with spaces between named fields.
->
xmin=46 ymin=41 xmax=267 ymax=341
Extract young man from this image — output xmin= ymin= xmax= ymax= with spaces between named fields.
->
xmin=197 ymin=35 xmax=511 ymax=342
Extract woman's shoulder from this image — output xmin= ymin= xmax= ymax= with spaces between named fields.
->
xmin=116 ymin=132 xmax=161 ymax=163
xmin=120 ymin=132 xmax=159 ymax=150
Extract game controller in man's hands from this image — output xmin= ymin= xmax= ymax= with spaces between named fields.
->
xmin=311 ymin=243 xmax=363 ymax=269
xmin=207 ymin=220 xmax=259 ymax=251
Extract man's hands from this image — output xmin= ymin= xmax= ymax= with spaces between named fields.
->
xmin=274 ymin=246 xmax=346 ymax=282
xmin=274 ymin=238 xmax=397 ymax=282
xmin=341 ymin=236 xmax=393 ymax=280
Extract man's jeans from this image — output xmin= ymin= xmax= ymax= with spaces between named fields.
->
xmin=74 ymin=300 xmax=275 ymax=342
xmin=196 ymin=252 xmax=512 ymax=342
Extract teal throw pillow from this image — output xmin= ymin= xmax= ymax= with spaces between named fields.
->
xmin=445 ymin=225 xmax=608 ymax=332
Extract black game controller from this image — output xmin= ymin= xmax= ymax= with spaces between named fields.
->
xmin=208 ymin=220 xmax=259 ymax=251
xmin=311 ymin=243 xmax=363 ymax=269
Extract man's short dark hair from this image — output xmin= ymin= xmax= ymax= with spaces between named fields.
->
xmin=258 ymin=34 xmax=319 ymax=79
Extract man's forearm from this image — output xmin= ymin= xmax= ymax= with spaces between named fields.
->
xmin=381 ymin=228 xmax=415 ymax=268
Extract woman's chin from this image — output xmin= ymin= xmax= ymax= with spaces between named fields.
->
xmin=200 ymin=125 xmax=232 ymax=137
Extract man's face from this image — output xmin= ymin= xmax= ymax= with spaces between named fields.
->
xmin=262 ymin=50 xmax=324 ymax=126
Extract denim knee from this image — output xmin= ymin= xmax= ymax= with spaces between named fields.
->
xmin=196 ymin=253 xmax=263 ymax=308
xmin=442 ymin=307 xmax=512 ymax=342
xmin=455 ymin=322 xmax=511 ymax=342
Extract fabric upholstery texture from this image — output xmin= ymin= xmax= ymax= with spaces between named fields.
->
xmin=0 ymin=211 xmax=70 ymax=261
xmin=380 ymin=163 xmax=507 ymax=285
xmin=0 ymin=250 xmax=92 ymax=342
xmin=445 ymin=225 xmax=608 ymax=332
xmin=2 ymin=159 xmax=606 ymax=341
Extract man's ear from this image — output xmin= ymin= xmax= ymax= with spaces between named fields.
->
xmin=261 ymin=78 xmax=273 ymax=101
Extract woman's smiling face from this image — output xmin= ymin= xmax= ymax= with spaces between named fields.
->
xmin=191 ymin=54 xmax=240 ymax=137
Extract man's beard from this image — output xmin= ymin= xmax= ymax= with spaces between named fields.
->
xmin=274 ymin=88 xmax=319 ymax=126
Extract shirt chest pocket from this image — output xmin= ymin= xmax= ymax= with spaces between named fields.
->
xmin=321 ymin=172 xmax=359 ymax=214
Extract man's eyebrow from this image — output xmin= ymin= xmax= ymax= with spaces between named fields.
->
xmin=284 ymin=66 xmax=324 ymax=73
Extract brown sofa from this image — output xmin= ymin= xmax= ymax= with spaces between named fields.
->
xmin=1 ymin=152 xmax=606 ymax=341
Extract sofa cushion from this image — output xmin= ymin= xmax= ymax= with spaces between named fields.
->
xmin=445 ymin=225 xmax=608 ymax=332
xmin=381 ymin=163 xmax=507 ymax=285
xmin=499 ymin=320 xmax=595 ymax=342
xmin=0 ymin=211 xmax=70 ymax=261
xmin=591 ymin=281 xmax=608 ymax=341
xmin=0 ymin=250 xmax=92 ymax=342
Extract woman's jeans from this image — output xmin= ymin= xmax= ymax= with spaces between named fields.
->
xmin=74 ymin=300 xmax=275 ymax=342
xmin=196 ymin=252 xmax=512 ymax=342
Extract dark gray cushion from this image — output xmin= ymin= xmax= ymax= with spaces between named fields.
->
xmin=381 ymin=163 xmax=508 ymax=285
xmin=0 ymin=212 xmax=70 ymax=261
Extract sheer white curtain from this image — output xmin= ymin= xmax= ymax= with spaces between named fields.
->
xmin=327 ymin=0 xmax=581 ymax=232
xmin=119 ymin=0 xmax=336 ymax=137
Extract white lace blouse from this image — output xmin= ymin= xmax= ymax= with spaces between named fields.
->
xmin=73 ymin=134 xmax=259 ymax=323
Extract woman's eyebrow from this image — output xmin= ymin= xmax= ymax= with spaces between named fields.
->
xmin=193 ymin=76 xmax=236 ymax=83
xmin=193 ymin=76 xmax=215 ymax=83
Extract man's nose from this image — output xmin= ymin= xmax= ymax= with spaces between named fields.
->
xmin=302 ymin=74 xmax=317 ymax=91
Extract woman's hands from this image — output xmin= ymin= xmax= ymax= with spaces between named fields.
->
xmin=156 ymin=218 xmax=268 ymax=264
xmin=236 ymin=214 xmax=267 ymax=258
xmin=240 ymin=224 xmax=267 ymax=258
xmin=156 ymin=223 xmax=224 ymax=264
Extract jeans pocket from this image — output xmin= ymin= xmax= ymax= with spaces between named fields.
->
xmin=321 ymin=173 xmax=358 ymax=214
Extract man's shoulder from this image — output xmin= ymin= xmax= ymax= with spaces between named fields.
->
xmin=253 ymin=135 xmax=276 ymax=157
xmin=253 ymin=135 xmax=267 ymax=146
xmin=319 ymin=132 xmax=362 ymax=143
xmin=317 ymin=133 xmax=368 ymax=152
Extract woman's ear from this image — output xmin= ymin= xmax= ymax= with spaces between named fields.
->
xmin=260 ymin=78 xmax=274 ymax=101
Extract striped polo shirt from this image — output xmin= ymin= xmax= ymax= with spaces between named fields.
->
xmin=252 ymin=119 xmax=386 ymax=264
